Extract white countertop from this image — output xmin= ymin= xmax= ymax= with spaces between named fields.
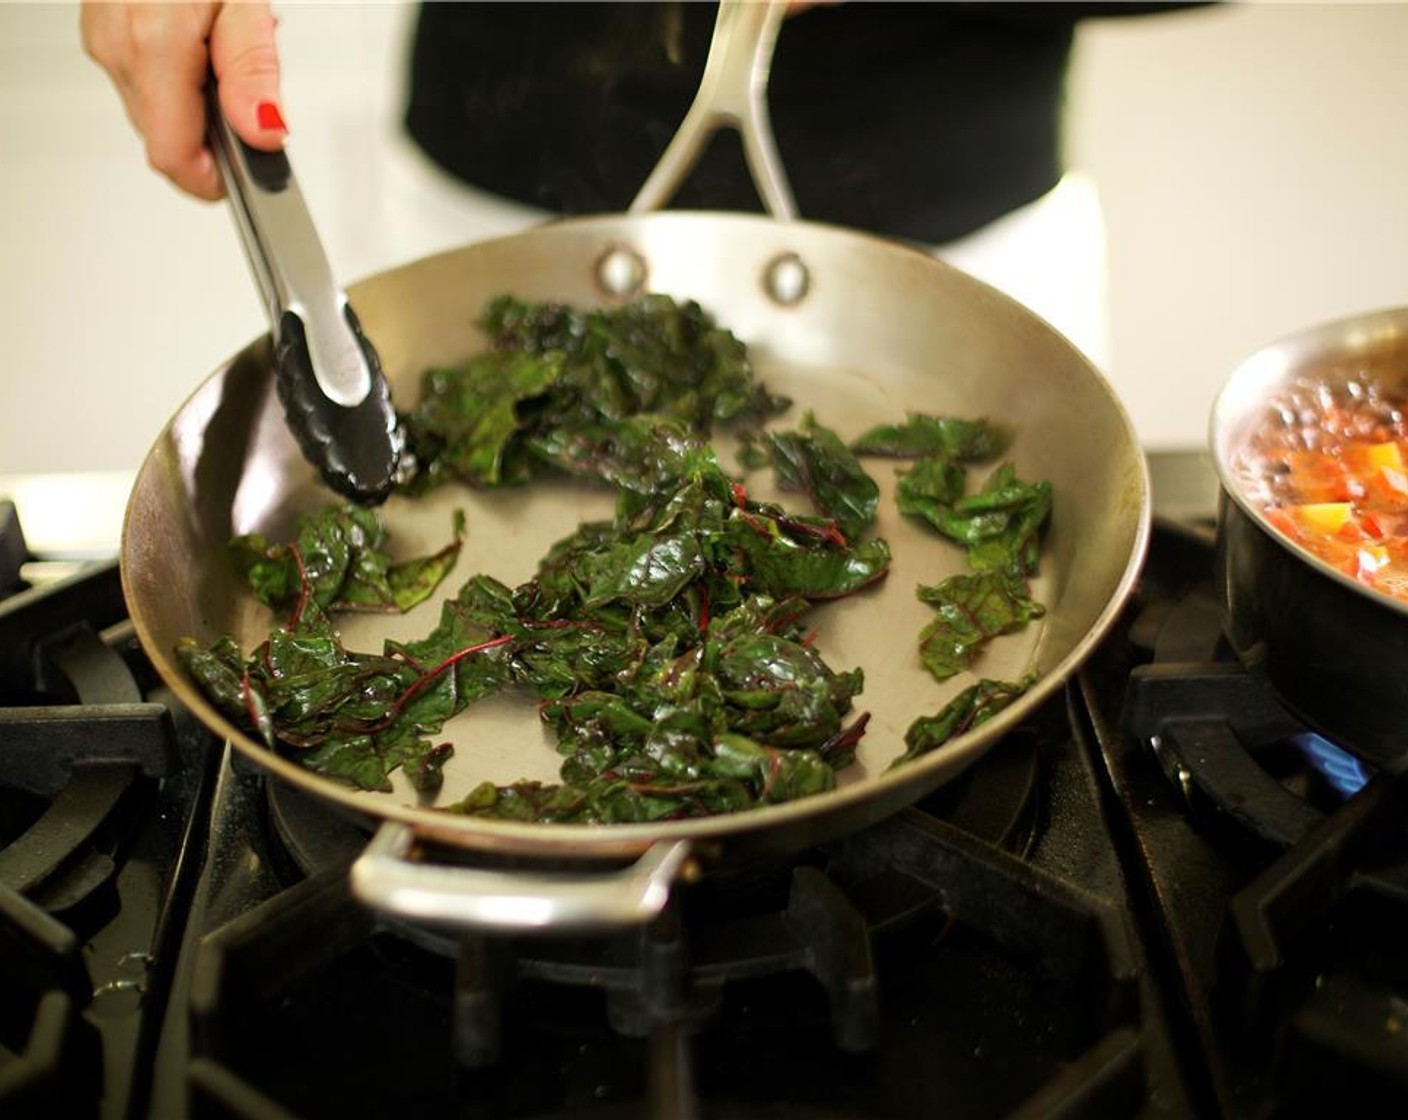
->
xmin=0 ymin=470 xmax=134 ymax=558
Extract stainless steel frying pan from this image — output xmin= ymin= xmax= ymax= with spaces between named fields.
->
xmin=120 ymin=2 xmax=1149 ymax=932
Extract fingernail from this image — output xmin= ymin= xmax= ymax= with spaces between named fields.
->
xmin=256 ymin=101 xmax=287 ymax=133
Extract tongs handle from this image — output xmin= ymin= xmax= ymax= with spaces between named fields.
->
xmin=206 ymin=81 xmax=400 ymax=505
xmin=630 ymin=0 xmax=796 ymax=220
xmin=206 ymin=86 xmax=370 ymax=407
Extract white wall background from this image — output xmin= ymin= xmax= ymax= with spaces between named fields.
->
xmin=1069 ymin=1 xmax=1408 ymax=448
xmin=3 ymin=1 xmax=1407 ymax=476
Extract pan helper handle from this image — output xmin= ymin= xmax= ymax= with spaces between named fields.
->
xmin=206 ymin=79 xmax=401 ymax=505
xmin=630 ymin=0 xmax=796 ymax=220
xmin=350 ymin=823 xmax=694 ymax=933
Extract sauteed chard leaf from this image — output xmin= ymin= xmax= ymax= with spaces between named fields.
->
xmin=176 ymin=596 xmax=511 ymax=793
xmin=953 ymin=465 xmax=1054 ymax=580
xmin=903 ymin=463 xmax=1051 ymax=563
xmin=452 ymin=728 xmax=844 ymax=825
xmin=529 ymin=414 xmax=722 ymax=504
xmin=181 ymin=414 xmax=886 ymax=815
xmin=915 ymin=572 xmax=1046 ymax=681
xmin=404 ymin=350 xmax=566 ymax=489
xmin=510 ymin=428 xmax=891 ymax=621
xmin=898 ymin=456 xmax=1052 ymax=686
xmin=893 ymin=674 xmax=1037 ymax=768
xmin=482 ymin=293 xmax=790 ymax=428
xmin=851 ymin=413 xmax=1009 ymax=461
xmin=895 ymin=455 xmax=968 ymax=515
xmin=231 ymin=504 xmax=466 ymax=614
xmin=448 ymin=594 xmax=869 ymax=824
xmin=179 ymin=293 xmax=1059 ymax=821
xmin=725 ymin=511 xmax=892 ymax=601
xmin=404 ymin=294 xmax=788 ymax=492
xmin=740 ymin=412 xmax=880 ymax=542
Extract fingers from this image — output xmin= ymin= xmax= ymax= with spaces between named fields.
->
xmin=81 ymin=2 xmax=225 ymax=200
xmin=134 ymin=4 xmax=228 ymax=199
xmin=210 ymin=1 xmax=286 ymax=152
xmin=79 ymin=2 xmax=286 ymax=201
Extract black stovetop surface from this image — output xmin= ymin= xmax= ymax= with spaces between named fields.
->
xmin=3 ymin=517 xmax=1406 ymax=1119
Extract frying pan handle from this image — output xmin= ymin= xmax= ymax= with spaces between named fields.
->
xmin=629 ymin=0 xmax=797 ymax=220
xmin=349 ymin=822 xmax=694 ymax=932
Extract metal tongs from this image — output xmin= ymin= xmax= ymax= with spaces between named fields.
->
xmin=206 ymin=84 xmax=400 ymax=505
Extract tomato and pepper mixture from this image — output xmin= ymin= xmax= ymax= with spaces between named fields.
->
xmin=1234 ymin=375 xmax=1408 ymax=601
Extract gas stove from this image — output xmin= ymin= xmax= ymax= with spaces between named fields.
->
xmin=3 ymin=455 xmax=1404 ymax=1118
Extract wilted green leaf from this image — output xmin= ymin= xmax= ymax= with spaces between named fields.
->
xmin=851 ymin=413 xmax=1008 ymax=461
xmin=746 ymin=412 xmax=879 ymax=541
xmin=893 ymin=675 xmax=1037 ymax=768
xmin=916 ymin=572 xmax=1046 ymax=681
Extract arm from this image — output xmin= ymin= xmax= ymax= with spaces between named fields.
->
xmin=79 ymin=1 xmax=287 ymax=200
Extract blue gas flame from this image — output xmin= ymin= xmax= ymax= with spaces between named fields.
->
xmin=1290 ymin=733 xmax=1370 ymax=800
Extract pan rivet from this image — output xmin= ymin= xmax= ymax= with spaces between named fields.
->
xmin=764 ymin=252 xmax=810 ymax=306
xmin=596 ymin=246 xmax=647 ymax=299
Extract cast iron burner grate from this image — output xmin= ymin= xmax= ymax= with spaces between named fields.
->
xmin=256 ymin=728 xmax=1044 ymax=1060
xmin=0 ymin=556 xmax=214 ymax=1120
xmin=0 ymin=499 xmax=26 ymax=595
xmin=1120 ymin=520 xmax=1375 ymax=850
xmin=0 ymin=565 xmax=177 ymax=907
xmin=180 ymin=697 xmax=1152 ymax=1120
xmin=1084 ymin=519 xmax=1408 ymax=1116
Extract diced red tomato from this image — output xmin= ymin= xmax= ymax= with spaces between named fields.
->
xmin=1357 ymin=510 xmax=1386 ymax=540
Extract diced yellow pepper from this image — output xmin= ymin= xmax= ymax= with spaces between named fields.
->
xmin=1293 ymin=502 xmax=1353 ymax=535
xmin=1362 ymin=442 xmax=1406 ymax=472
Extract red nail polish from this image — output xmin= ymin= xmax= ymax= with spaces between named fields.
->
xmin=256 ymin=101 xmax=287 ymax=133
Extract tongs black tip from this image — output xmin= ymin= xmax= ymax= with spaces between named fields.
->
xmin=273 ymin=307 xmax=402 ymax=506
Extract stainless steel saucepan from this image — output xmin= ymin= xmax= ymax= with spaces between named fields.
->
xmin=120 ymin=1 xmax=1149 ymax=932
xmin=1212 ymin=305 xmax=1408 ymax=771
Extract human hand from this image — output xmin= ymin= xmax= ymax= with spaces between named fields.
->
xmin=80 ymin=1 xmax=286 ymax=201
